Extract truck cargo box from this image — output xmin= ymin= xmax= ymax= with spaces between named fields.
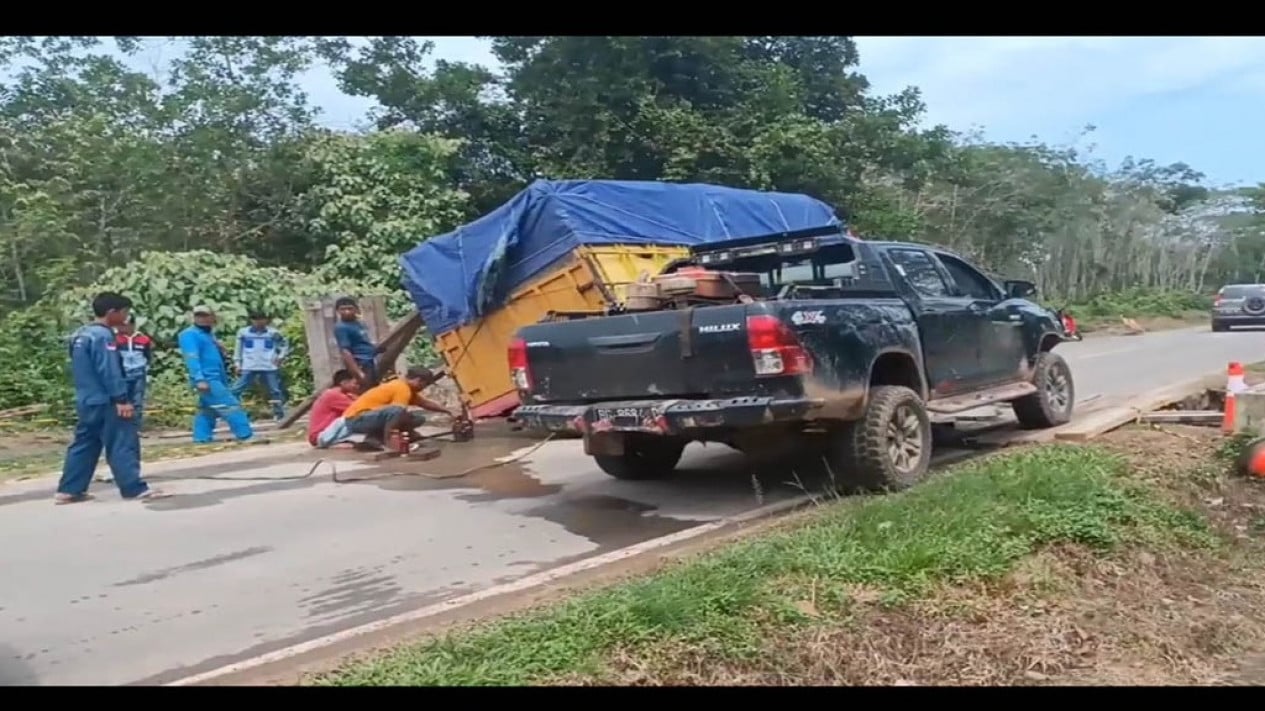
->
xmin=435 ymin=244 xmax=689 ymax=417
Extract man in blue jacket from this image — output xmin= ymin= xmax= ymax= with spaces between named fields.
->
xmin=55 ymin=292 xmax=167 ymax=504
xmin=179 ymin=305 xmax=254 ymax=444
xmin=232 ymin=310 xmax=290 ymax=421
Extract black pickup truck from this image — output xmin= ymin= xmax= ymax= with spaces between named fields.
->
xmin=509 ymin=228 xmax=1074 ymax=493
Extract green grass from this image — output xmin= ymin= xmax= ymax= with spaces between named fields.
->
xmin=1056 ymin=287 xmax=1210 ymax=334
xmin=317 ymin=445 xmax=1215 ymax=687
xmin=1064 ymin=288 xmax=1211 ymax=321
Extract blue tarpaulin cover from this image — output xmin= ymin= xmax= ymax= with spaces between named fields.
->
xmin=400 ymin=179 xmax=841 ymax=334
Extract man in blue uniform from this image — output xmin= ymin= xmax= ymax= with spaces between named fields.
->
xmin=178 ymin=305 xmax=254 ymax=444
xmin=55 ymin=292 xmax=166 ymax=504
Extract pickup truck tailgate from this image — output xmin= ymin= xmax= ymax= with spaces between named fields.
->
xmin=521 ymin=306 xmax=757 ymax=402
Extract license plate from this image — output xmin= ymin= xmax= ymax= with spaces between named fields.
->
xmin=592 ymin=406 xmax=654 ymax=425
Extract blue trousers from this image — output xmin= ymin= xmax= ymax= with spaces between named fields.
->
xmin=358 ymin=359 xmax=380 ymax=387
xmin=126 ymin=377 xmax=147 ymax=431
xmin=193 ymin=377 xmax=254 ymax=444
xmin=58 ymin=403 xmax=149 ymax=498
xmin=231 ymin=369 xmax=286 ymax=419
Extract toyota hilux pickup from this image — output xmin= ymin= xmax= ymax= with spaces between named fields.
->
xmin=509 ymin=227 xmax=1075 ymax=493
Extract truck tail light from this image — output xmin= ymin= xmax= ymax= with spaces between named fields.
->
xmin=508 ymin=337 xmax=533 ymax=391
xmin=746 ymin=314 xmax=812 ymax=377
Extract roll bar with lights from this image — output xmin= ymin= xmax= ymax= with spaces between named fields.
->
xmin=659 ymin=225 xmax=895 ymax=296
xmin=688 ymin=224 xmax=853 ymax=266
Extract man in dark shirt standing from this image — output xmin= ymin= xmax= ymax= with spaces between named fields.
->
xmin=333 ymin=297 xmax=384 ymax=388
xmin=55 ymin=292 xmax=167 ymax=504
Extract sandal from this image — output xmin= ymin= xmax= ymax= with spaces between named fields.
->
xmin=53 ymin=492 xmax=95 ymax=505
xmin=129 ymin=488 xmax=172 ymax=501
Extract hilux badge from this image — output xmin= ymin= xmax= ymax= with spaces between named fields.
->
xmin=698 ymin=323 xmax=741 ymax=334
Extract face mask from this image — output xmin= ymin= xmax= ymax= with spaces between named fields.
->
xmin=196 ymin=323 xmax=213 ymax=332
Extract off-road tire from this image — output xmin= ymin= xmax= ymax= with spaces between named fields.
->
xmin=827 ymin=385 xmax=933 ymax=494
xmin=593 ymin=437 xmax=686 ymax=480
xmin=1212 ymin=320 xmax=1229 ymax=332
xmin=1012 ymin=351 xmax=1075 ymax=429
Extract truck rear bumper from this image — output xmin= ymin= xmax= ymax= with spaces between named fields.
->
xmin=516 ymin=397 xmax=822 ymax=436
xmin=1212 ymin=313 xmax=1265 ymax=327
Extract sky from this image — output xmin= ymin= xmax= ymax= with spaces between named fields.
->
xmin=145 ymin=36 xmax=1265 ymax=188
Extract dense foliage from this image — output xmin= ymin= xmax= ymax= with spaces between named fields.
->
xmin=1 ymin=36 xmax=1262 ymax=421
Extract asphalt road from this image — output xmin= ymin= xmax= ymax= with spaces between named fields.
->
xmin=0 ymin=323 xmax=1260 ymax=686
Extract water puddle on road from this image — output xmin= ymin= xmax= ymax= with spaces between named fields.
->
xmin=328 ymin=433 xmax=563 ymax=501
xmin=522 ymin=494 xmax=696 ymax=552
xmin=332 ymin=433 xmax=700 ymax=549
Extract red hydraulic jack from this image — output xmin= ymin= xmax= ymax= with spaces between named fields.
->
xmin=371 ymin=405 xmax=474 ymax=462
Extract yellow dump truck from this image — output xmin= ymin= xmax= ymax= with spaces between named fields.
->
xmin=399 ymin=179 xmax=842 ymax=419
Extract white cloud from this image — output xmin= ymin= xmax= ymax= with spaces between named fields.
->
xmin=854 ymin=36 xmax=1265 ymax=137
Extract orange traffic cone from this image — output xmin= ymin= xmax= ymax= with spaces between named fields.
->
xmin=1223 ymin=362 xmax=1248 ymax=434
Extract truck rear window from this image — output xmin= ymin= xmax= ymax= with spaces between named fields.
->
xmin=1221 ymin=286 xmax=1265 ymax=298
xmin=747 ymin=244 xmax=859 ymax=289
xmin=762 ymin=258 xmax=857 ymax=288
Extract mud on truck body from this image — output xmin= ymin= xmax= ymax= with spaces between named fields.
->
xmin=509 ymin=227 xmax=1075 ymax=493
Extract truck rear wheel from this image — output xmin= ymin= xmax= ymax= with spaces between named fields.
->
xmin=829 ymin=385 xmax=933 ymax=494
xmin=593 ymin=437 xmax=686 ymax=480
xmin=1011 ymin=351 xmax=1075 ymax=429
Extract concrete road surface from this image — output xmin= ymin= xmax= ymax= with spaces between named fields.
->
xmin=0 ymin=324 xmax=1257 ymax=686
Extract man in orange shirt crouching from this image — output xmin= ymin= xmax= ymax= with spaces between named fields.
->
xmin=342 ymin=367 xmax=454 ymax=451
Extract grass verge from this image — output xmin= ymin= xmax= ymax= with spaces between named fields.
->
xmin=0 ymin=428 xmax=302 ymax=483
xmin=317 ymin=443 xmax=1217 ymax=686
xmin=1077 ymin=311 xmax=1206 ymax=335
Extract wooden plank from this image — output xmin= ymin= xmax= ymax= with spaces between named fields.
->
xmin=374 ymin=311 xmax=424 ymax=380
xmin=1138 ymin=410 xmax=1223 ymax=425
xmin=300 ymin=298 xmax=337 ymax=394
xmin=1054 ymin=372 xmax=1225 ymax=442
xmin=1054 ymin=406 xmax=1142 ymax=442
xmin=971 ymin=372 xmax=1226 ymax=447
xmin=276 ymin=394 xmax=316 ymax=430
xmin=0 ymin=403 xmax=47 ymax=419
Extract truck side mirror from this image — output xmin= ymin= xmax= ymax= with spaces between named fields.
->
xmin=1004 ymin=280 xmax=1037 ymax=299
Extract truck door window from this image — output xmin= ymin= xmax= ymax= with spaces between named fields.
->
xmin=888 ymin=249 xmax=950 ymax=298
xmin=937 ymin=254 xmax=999 ymax=301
